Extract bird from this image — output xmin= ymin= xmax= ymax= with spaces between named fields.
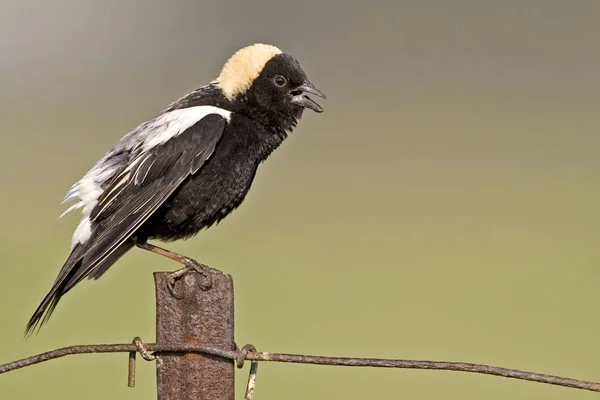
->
xmin=26 ymin=43 xmax=326 ymax=335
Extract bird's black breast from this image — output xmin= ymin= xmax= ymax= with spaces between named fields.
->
xmin=136 ymin=113 xmax=281 ymax=242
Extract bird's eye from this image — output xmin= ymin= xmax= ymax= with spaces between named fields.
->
xmin=274 ymin=75 xmax=287 ymax=87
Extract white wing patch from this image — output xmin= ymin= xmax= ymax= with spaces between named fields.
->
xmin=139 ymin=106 xmax=231 ymax=152
xmin=61 ymin=105 xmax=232 ymax=249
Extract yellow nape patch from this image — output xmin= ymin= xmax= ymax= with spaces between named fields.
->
xmin=217 ymin=43 xmax=282 ymax=100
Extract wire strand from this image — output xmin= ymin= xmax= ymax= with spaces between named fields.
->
xmin=1 ymin=341 xmax=599 ymax=392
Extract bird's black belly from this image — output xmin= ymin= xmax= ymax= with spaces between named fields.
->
xmin=138 ymin=153 xmax=259 ymax=241
xmin=135 ymin=117 xmax=271 ymax=242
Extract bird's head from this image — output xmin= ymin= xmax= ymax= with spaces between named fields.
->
xmin=217 ymin=43 xmax=326 ymax=126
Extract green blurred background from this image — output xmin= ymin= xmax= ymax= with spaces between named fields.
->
xmin=1 ymin=0 xmax=600 ymax=398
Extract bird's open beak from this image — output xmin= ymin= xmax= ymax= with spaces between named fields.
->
xmin=290 ymin=80 xmax=327 ymax=113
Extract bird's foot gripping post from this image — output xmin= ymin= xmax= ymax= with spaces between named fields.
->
xmin=154 ymin=265 xmax=235 ymax=400
xmin=164 ymin=262 xmax=215 ymax=298
xmin=135 ymin=241 xmax=218 ymax=296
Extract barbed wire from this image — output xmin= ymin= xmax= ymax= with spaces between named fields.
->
xmin=1 ymin=337 xmax=599 ymax=397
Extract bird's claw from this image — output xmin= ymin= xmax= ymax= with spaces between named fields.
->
xmin=166 ymin=259 xmax=214 ymax=298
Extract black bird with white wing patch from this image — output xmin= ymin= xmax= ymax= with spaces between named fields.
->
xmin=26 ymin=43 xmax=325 ymax=334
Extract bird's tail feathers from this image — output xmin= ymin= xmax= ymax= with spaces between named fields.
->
xmin=25 ymin=239 xmax=135 ymax=336
xmin=25 ymin=245 xmax=85 ymax=337
xmin=87 ymin=240 xmax=134 ymax=280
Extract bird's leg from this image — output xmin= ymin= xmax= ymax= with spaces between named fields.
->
xmin=134 ymin=240 xmax=215 ymax=295
xmin=134 ymin=240 xmax=210 ymax=271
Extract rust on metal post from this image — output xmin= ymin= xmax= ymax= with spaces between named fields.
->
xmin=154 ymin=269 xmax=235 ymax=400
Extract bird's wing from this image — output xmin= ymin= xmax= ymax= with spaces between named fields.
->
xmin=70 ymin=112 xmax=229 ymax=289
xmin=26 ymin=111 xmax=229 ymax=335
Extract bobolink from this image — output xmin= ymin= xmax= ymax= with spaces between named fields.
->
xmin=26 ymin=43 xmax=325 ymax=334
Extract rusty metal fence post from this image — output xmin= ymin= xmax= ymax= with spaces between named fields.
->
xmin=154 ymin=270 xmax=235 ymax=399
